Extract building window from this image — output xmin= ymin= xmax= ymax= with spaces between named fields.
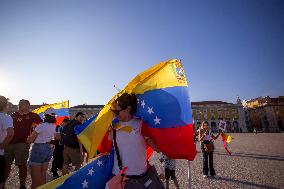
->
xmin=278 ymin=120 xmax=283 ymax=132
xmin=211 ymin=122 xmax=217 ymax=133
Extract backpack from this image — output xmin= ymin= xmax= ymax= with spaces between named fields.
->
xmin=61 ymin=120 xmax=80 ymax=148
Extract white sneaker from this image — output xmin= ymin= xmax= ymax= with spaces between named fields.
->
xmin=203 ymin=174 xmax=208 ymax=178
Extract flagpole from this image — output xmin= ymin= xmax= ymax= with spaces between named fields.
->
xmin=113 ymin=85 xmax=121 ymax=92
xmin=187 ymin=160 xmax=191 ymax=189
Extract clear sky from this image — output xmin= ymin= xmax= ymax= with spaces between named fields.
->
xmin=0 ymin=0 xmax=283 ymax=106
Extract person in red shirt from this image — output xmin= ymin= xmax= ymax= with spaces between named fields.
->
xmin=4 ymin=99 xmax=42 ymax=189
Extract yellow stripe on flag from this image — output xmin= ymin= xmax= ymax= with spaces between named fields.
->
xmin=126 ymin=60 xmax=188 ymax=94
xmin=223 ymin=133 xmax=232 ymax=143
xmin=78 ymin=104 xmax=114 ymax=158
xmin=37 ymin=173 xmax=73 ymax=189
xmin=32 ymin=101 xmax=69 ymax=114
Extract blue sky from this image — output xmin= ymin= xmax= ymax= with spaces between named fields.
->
xmin=0 ymin=0 xmax=283 ymax=106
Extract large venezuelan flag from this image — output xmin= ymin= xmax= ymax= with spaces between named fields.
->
xmin=32 ymin=101 xmax=70 ymax=125
xmin=77 ymin=59 xmax=196 ymax=160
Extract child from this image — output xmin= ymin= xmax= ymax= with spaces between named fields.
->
xmin=159 ymin=153 xmax=180 ymax=189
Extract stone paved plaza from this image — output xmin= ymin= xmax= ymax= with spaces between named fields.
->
xmin=6 ymin=133 xmax=284 ymax=189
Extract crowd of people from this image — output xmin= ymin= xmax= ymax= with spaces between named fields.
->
xmin=0 ymin=96 xmax=88 ymax=189
xmin=0 ymin=94 xmax=221 ymax=189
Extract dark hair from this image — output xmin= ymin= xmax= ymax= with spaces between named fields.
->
xmin=62 ymin=117 xmax=70 ymax=123
xmin=19 ymin=99 xmax=30 ymax=105
xmin=0 ymin=96 xmax=8 ymax=111
xmin=115 ymin=93 xmax=137 ymax=115
xmin=75 ymin=112 xmax=85 ymax=117
xmin=44 ymin=114 xmax=56 ymax=123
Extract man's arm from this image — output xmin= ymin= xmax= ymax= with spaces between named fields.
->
xmin=141 ymin=121 xmax=160 ymax=152
xmin=27 ymin=131 xmax=38 ymax=144
xmin=0 ymin=127 xmax=14 ymax=149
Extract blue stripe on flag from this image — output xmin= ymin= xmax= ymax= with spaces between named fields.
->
xmin=56 ymin=150 xmax=114 ymax=189
xmin=38 ymin=108 xmax=69 ymax=119
xmin=135 ymin=86 xmax=192 ymax=129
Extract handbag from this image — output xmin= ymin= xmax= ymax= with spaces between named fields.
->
xmin=203 ymin=141 xmax=215 ymax=152
xmin=113 ymin=129 xmax=165 ymax=189
xmin=124 ymin=166 xmax=165 ymax=189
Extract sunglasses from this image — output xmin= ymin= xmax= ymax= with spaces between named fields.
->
xmin=110 ymin=108 xmax=126 ymax=115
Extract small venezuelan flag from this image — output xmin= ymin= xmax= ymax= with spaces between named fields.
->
xmin=221 ymin=132 xmax=232 ymax=155
xmin=32 ymin=101 xmax=70 ymax=125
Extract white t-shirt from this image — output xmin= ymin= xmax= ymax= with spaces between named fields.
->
xmin=112 ymin=118 xmax=147 ymax=176
xmin=0 ymin=112 xmax=13 ymax=155
xmin=34 ymin=122 xmax=56 ymax=143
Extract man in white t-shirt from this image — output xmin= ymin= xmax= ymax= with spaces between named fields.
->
xmin=0 ymin=96 xmax=14 ymax=189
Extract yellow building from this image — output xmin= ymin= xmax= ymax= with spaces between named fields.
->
xmin=192 ymin=97 xmax=246 ymax=133
xmin=243 ymin=96 xmax=284 ymax=132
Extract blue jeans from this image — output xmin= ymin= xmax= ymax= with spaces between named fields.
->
xmin=29 ymin=143 xmax=52 ymax=166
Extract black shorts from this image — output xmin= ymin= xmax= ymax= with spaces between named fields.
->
xmin=0 ymin=155 xmax=5 ymax=183
xmin=165 ymin=168 xmax=176 ymax=180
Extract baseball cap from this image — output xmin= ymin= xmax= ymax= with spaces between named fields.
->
xmin=45 ymin=108 xmax=56 ymax=116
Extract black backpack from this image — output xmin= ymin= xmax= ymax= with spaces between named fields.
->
xmin=61 ymin=120 xmax=81 ymax=148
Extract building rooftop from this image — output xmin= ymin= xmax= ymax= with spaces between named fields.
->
xmin=71 ymin=105 xmax=104 ymax=109
xmin=191 ymin=101 xmax=233 ymax=105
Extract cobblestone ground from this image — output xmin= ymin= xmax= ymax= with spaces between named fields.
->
xmin=5 ymin=133 xmax=284 ymax=189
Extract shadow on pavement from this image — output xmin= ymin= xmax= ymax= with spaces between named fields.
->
xmin=210 ymin=176 xmax=280 ymax=189
xmin=214 ymin=151 xmax=284 ymax=161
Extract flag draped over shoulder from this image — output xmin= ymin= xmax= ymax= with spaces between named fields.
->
xmin=38 ymin=151 xmax=114 ymax=189
xmin=77 ymin=59 xmax=196 ymax=160
xmin=32 ymin=101 xmax=70 ymax=125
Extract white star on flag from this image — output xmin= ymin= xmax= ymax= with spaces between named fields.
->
xmin=141 ymin=100 xmax=145 ymax=108
xmin=82 ymin=180 xmax=88 ymax=188
xmin=154 ymin=116 xmax=161 ymax=125
xmin=87 ymin=168 xmax=94 ymax=176
xmin=97 ymin=160 xmax=103 ymax=167
xmin=147 ymin=107 xmax=154 ymax=114
xmin=137 ymin=98 xmax=140 ymax=104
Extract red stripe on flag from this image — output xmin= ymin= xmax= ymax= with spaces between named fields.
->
xmin=143 ymin=123 xmax=196 ymax=160
xmin=56 ymin=116 xmax=69 ymax=125
xmin=146 ymin=147 xmax=153 ymax=160
xmin=221 ymin=132 xmax=231 ymax=155
xmin=223 ymin=142 xmax=231 ymax=156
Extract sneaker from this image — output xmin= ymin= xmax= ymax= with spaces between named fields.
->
xmin=203 ymin=174 xmax=208 ymax=178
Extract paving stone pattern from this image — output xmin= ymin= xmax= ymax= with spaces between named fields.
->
xmin=5 ymin=133 xmax=284 ymax=189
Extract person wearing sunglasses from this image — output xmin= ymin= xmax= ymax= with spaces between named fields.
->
xmin=108 ymin=93 xmax=164 ymax=189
